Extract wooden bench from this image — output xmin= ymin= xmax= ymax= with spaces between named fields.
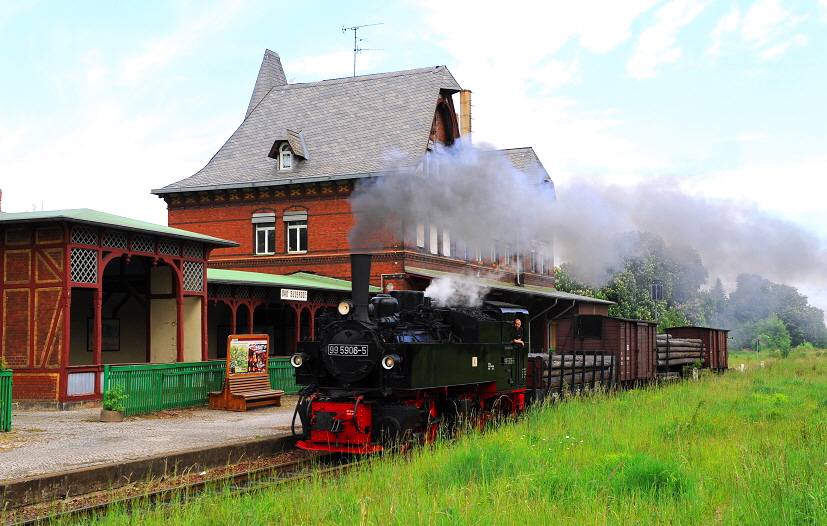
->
xmin=208 ymin=374 xmax=284 ymax=412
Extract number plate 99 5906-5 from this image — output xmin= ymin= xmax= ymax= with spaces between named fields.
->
xmin=327 ymin=344 xmax=369 ymax=356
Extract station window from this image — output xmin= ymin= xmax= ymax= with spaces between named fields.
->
xmin=441 ymin=229 xmax=451 ymax=257
xmin=279 ymin=143 xmax=293 ymax=170
xmin=252 ymin=212 xmax=276 ymax=255
xmin=284 ymin=210 xmax=308 ymax=253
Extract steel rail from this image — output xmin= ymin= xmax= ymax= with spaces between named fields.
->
xmin=9 ymin=454 xmax=355 ymax=525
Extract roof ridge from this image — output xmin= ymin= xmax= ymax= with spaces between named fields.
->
xmin=276 ymin=65 xmax=452 ymax=91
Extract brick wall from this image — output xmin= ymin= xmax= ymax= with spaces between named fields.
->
xmin=12 ymin=372 xmax=59 ymax=401
xmin=168 ymin=190 xmax=356 ymax=259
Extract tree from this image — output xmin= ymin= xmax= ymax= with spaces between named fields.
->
xmin=748 ymin=315 xmax=792 ymax=356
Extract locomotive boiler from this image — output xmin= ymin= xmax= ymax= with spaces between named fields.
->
xmin=290 ymin=254 xmax=529 ymax=453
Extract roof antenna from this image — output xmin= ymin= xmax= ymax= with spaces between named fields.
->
xmin=342 ymin=23 xmax=383 ymax=77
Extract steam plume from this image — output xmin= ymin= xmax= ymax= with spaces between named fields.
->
xmin=348 ymin=141 xmax=827 ymax=298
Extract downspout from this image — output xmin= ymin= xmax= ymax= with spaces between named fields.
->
xmin=551 ymin=300 xmax=577 ymax=320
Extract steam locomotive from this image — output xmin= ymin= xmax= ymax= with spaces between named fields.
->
xmin=289 ymin=254 xmax=729 ymax=454
xmin=290 ymin=254 xmax=529 ymax=453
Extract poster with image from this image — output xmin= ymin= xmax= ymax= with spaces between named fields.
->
xmin=226 ymin=335 xmax=269 ymax=376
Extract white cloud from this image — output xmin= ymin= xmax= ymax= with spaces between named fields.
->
xmin=707 ymin=7 xmax=741 ymax=57
xmin=121 ymin=1 xmax=245 ymax=84
xmin=526 ymin=58 xmax=581 ymax=94
xmin=681 ymin=156 xmax=827 ymax=236
xmin=758 ymin=32 xmax=808 ymax=59
xmin=626 ymin=0 xmax=708 ymax=79
xmin=742 ymin=0 xmax=792 ymax=45
xmin=708 ymin=0 xmax=807 ymax=59
xmin=284 ymin=51 xmax=388 ymax=79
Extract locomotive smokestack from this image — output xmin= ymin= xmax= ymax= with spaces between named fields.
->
xmin=351 ymin=253 xmax=372 ymax=322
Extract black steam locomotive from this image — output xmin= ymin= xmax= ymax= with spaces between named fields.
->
xmin=290 ymin=254 xmax=528 ymax=453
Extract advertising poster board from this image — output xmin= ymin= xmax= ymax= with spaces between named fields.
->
xmin=226 ymin=334 xmax=269 ymax=376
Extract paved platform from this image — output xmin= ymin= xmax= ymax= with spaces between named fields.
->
xmin=0 ymin=397 xmax=300 ymax=482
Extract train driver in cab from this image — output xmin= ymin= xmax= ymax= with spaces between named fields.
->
xmin=512 ymin=317 xmax=525 ymax=347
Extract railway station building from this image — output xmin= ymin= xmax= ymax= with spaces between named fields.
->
xmin=152 ymin=50 xmax=613 ymax=356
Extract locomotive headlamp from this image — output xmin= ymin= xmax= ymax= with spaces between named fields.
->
xmin=381 ymin=354 xmax=402 ymax=370
xmin=290 ymin=352 xmax=309 ymax=368
xmin=338 ymin=300 xmax=355 ymax=316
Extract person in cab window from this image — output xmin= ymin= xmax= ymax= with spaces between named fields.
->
xmin=512 ymin=318 xmax=525 ymax=347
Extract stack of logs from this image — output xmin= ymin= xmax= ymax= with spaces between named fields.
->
xmin=528 ymin=353 xmax=614 ymax=388
xmin=657 ymin=335 xmax=705 ymax=367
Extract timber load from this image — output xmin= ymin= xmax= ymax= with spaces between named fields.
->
xmin=527 ymin=352 xmax=615 ymax=392
xmin=656 ymin=334 xmax=705 ymax=367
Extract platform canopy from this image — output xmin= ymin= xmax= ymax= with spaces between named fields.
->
xmin=0 ymin=208 xmax=238 ymax=247
xmin=405 ymin=266 xmax=614 ymax=306
xmin=207 ymin=268 xmax=380 ymax=293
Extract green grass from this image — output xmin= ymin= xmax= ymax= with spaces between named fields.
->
xmin=76 ymin=354 xmax=827 ymax=525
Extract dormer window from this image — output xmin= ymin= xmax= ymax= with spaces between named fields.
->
xmin=268 ymin=130 xmax=308 ymax=170
xmin=279 ymin=143 xmax=292 ymax=170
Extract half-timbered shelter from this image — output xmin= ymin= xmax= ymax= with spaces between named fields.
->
xmin=0 ymin=209 xmax=372 ymax=407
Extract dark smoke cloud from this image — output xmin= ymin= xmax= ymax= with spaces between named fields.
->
xmin=348 ymin=141 xmax=827 ymax=292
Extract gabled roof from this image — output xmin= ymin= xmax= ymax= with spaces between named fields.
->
xmin=0 ymin=208 xmax=238 ymax=247
xmin=154 ymin=51 xmax=462 ymax=195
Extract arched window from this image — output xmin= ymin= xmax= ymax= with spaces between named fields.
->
xmin=279 ymin=143 xmax=292 ymax=170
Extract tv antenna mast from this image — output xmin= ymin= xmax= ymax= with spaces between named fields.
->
xmin=342 ymin=23 xmax=383 ymax=77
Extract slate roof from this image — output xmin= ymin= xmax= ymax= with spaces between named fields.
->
xmin=0 ymin=208 xmax=238 ymax=247
xmin=154 ymin=50 xmax=463 ymax=195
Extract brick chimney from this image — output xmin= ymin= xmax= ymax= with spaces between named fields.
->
xmin=459 ymin=90 xmax=472 ymax=137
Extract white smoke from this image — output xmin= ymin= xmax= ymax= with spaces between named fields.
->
xmin=424 ymin=275 xmax=490 ymax=308
xmin=349 ymin=141 xmax=827 ymax=297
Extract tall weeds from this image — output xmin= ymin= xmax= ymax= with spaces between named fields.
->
xmin=81 ymin=355 xmax=827 ymax=525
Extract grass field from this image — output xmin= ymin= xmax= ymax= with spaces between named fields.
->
xmin=82 ymin=353 xmax=827 ymax=525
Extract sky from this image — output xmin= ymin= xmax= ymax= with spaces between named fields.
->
xmin=1 ymin=0 xmax=826 ymax=310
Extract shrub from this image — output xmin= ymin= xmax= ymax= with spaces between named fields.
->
xmin=103 ymin=383 xmax=128 ymax=412
xmin=795 ymin=342 xmax=817 ymax=353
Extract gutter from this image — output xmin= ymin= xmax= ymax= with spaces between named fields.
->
xmin=151 ymin=170 xmax=410 ymax=196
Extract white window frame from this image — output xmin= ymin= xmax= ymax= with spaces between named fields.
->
xmin=286 ymin=220 xmax=307 ymax=253
xmin=252 ymin=212 xmax=276 ymax=255
xmin=283 ymin=210 xmax=308 ymax=254
xmin=416 ymin=221 xmax=425 ymax=249
xmin=429 ymin=225 xmax=439 ymax=255
xmin=255 ymin=223 xmax=276 ymax=255
xmin=279 ymin=143 xmax=293 ymax=170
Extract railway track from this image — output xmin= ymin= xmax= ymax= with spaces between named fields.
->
xmin=5 ymin=451 xmax=355 ymax=525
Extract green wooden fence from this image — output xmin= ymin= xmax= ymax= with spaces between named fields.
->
xmin=0 ymin=370 xmax=12 ymax=432
xmin=103 ymin=358 xmax=298 ymax=416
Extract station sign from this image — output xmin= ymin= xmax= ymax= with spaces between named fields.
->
xmin=280 ymin=288 xmax=308 ymax=301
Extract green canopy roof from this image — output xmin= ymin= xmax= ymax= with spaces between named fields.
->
xmin=208 ymin=268 xmax=380 ymax=292
xmin=405 ymin=266 xmax=614 ymax=306
xmin=0 ymin=208 xmax=238 ymax=247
